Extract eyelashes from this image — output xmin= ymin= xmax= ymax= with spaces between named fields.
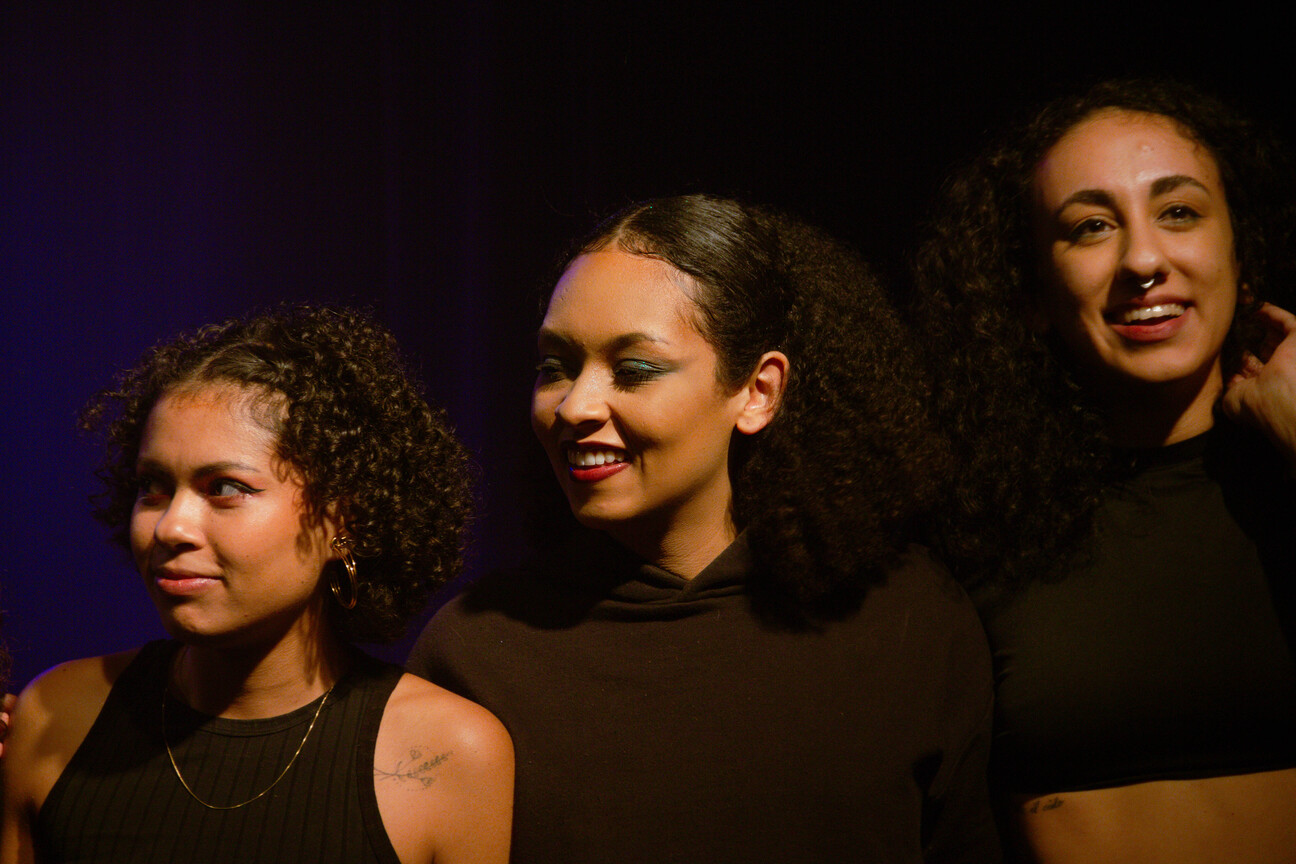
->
xmin=209 ymin=478 xmax=259 ymax=498
xmin=135 ymin=475 xmax=167 ymax=502
xmin=612 ymin=361 xmax=666 ymax=387
xmin=132 ymin=475 xmax=261 ymax=503
xmin=1067 ymin=217 xmax=1112 ymax=243
xmin=1158 ymin=204 xmax=1202 ymax=227
xmin=535 ymin=358 xmax=566 ymax=383
xmin=535 ymin=357 xmax=668 ymax=389
xmin=1064 ymin=206 xmax=1204 ymax=244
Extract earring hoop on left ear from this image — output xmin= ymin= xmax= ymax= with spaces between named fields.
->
xmin=330 ymin=534 xmax=359 ymax=610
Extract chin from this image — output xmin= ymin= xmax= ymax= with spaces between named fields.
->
xmin=570 ymin=506 xmax=629 ymax=531
xmin=1086 ymin=344 xmax=1217 ymax=388
xmin=1117 ymin=359 xmax=1219 ymax=388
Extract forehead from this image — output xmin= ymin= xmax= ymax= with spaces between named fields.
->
xmin=1034 ymin=109 xmax=1224 ymax=200
xmin=142 ymin=385 xmax=280 ymax=456
xmin=544 ymin=248 xmax=701 ymax=338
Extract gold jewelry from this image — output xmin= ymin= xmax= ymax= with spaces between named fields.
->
xmin=163 ymin=679 xmax=335 ymax=810
xmin=330 ymin=534 xmax=358 ymax=610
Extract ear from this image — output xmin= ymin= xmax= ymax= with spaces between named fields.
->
xmin=322 ymin=501 xmax=349 ymax=559
xmin=734 ymin=351 xmax=788 ymax=436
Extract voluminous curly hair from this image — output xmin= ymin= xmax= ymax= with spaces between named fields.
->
xmin=912 ymin=78 xmax=1296 ymax=595
xmin=556 ymin=194 xmax=949 ymax=608
xmin=80 ymin=304 xmax=472 ymax=643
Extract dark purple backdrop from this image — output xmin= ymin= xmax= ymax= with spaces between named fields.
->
xmin=3 ymin=3 xmax=1291 ymax=688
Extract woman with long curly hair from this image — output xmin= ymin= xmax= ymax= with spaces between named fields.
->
xmin=1 ymin=306 xmax=512 ymax=864
xmin=914 ymin=79 xmax=1296 ymax=862
xmin=410 ymin=194 xmax=1000 ymax=863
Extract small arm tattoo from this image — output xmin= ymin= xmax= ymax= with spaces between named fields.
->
xmin=375 ymin=748 xmax=452 ymax=788
xmin=1026 ymin=796 xmax=1064 ymax=814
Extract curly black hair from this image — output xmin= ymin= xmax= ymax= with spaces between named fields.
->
xmin=80 ymin=304 xmax=473 ymax=643
xmin=912 ymin=78 xmax=1296 ymax=595
xmin=551 ymin=194 xmax=949 ymax=608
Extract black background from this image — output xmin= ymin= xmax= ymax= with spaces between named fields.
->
xmin=4 ymin=2 xmax=1290 ymax=687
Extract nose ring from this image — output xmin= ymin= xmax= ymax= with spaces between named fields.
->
xmin=1138 ymin=276 xmax=1158 ymax=291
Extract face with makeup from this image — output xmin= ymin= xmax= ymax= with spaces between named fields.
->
xmin=1031 ymin=109 xmax=1241 ymax=405
xmin=531 ymin=248 xmax=773 ymax=561
xmin=130 ymin=386 xmax=339 ymax=648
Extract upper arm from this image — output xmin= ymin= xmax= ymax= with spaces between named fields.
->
xmin=1 ymin=691 xmax=38 ymax=864
xmin=0 ymin=653 xmax=132 ymax=864
xmin=374 ymin=673 xmax=513 ymax=864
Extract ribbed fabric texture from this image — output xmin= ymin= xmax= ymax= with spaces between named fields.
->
xmin=36 ymin=641 xmax=404 ymax=864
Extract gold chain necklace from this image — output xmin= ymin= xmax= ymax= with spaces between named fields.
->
xmin=163 ymin=676 xmax=336 ymax=810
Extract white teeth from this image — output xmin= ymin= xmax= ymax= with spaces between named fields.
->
xmin=567 ymin=448 xmax=626 ymax=467
xmin=1120 ymin=303 xmax=1185 ymax=323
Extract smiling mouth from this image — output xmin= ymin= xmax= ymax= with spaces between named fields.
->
xmin=1108 ymin=303 xmax=1186 ymax=325
xmin=153 ymin=566 xmax=219 ymax=580
xmin=565 ymin=447 xmax=627 ymax=467
xmin=151 ymin=569 xmax=221 ymax=597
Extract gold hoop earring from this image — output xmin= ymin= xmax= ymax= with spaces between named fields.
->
xmin=330 ymin=534 xmax=358 ymax=610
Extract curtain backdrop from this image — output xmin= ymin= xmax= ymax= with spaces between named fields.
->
xmin=3 ymin=2 xmax=1290 ymax=686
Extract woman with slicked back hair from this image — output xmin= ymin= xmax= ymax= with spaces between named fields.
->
xmin=412 ymin=194 xmax=1001 ymax=863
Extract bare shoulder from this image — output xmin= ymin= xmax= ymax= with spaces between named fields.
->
xmin=374 ymin=673 xmax=513 ymax=864
xmin=11 ymin=650 xmax=137 ymax=759
xmin=376 ymin=673 xmax=513 ymax=795
xmin=2 ymin=650 xmax=139 ymax=860
xmin=20 ymin=650 xmax=137 ymax=711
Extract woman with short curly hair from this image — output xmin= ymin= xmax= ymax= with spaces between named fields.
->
xmin=914 ymin=79 xmax=1296 ymax=862
xmin=2 ymin=305 xmax=513 ymax=864
xmin=411 ymin=194 xmax=1000 ymax=863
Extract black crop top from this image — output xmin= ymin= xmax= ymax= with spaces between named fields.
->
xmin=977 ymin=427 xmax=1296 ymax=794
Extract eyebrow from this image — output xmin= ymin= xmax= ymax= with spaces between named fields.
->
xmin=536 ymin=329 xmax=671 ymax=352
xmin=1149 ymin=174 xmax=1209 ymax=197
xmin=1054 ymin=174 xmax=1211 ymax=217
xmin=135 ymin=458 xmax=263 ymax=477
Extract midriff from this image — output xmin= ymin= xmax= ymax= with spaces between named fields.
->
xmin=1011 ymin=767 xmax=1296 ymax=864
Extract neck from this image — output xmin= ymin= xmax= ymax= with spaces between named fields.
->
xmin=171 ymin=617 xmax=350 ymax=719
xmin=603 ymin=504 xmax=738 ymax=580
xmin=1092 ymin=363 xmax=1223 ymax=448
xmin=648 ymin=526 xmax=737 ymax=580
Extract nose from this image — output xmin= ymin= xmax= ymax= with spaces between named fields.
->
xmin=150 ymin=491 xmax=202 ymax=549
xmin=1120 ymin=217 xmax=1168 ymax=289
xmin=553 ymin=371 xmax=610 ymax=429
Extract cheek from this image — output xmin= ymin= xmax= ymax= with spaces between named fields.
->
xmin=1048 ymin=256 xmax=1102 ymax=305
xmin=1040 ymin=268 xmax=1108 ymax=340
xmin=530 ymin=392 xmax=555 ymax=440
xmin=664 ymin=401 xmax=737 ymax=455
xmin=129 ymin=508 xmax=153 ymax=562
xmin=1206 ymin=257 xmax=1241 ymax=301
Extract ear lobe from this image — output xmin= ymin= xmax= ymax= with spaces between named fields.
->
xmin=322 ymin=502 xmax=349 ymax=559
xmin=735 ymin=351 xmax=789 ymax=436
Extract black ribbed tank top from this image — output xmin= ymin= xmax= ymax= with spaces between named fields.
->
xmin=36 ymin=641 xmax=403 ymax=864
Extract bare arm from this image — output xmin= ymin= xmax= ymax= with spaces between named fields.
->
xmin=0 ymin=688 xmax=36 ymax=864
xmin=1 ymin=653 xmax=133 ymax=864
xmin=0 ymin=693 xmax=15 ymax=758
xmin=373 ymin=673 xmax=513 ymax=864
